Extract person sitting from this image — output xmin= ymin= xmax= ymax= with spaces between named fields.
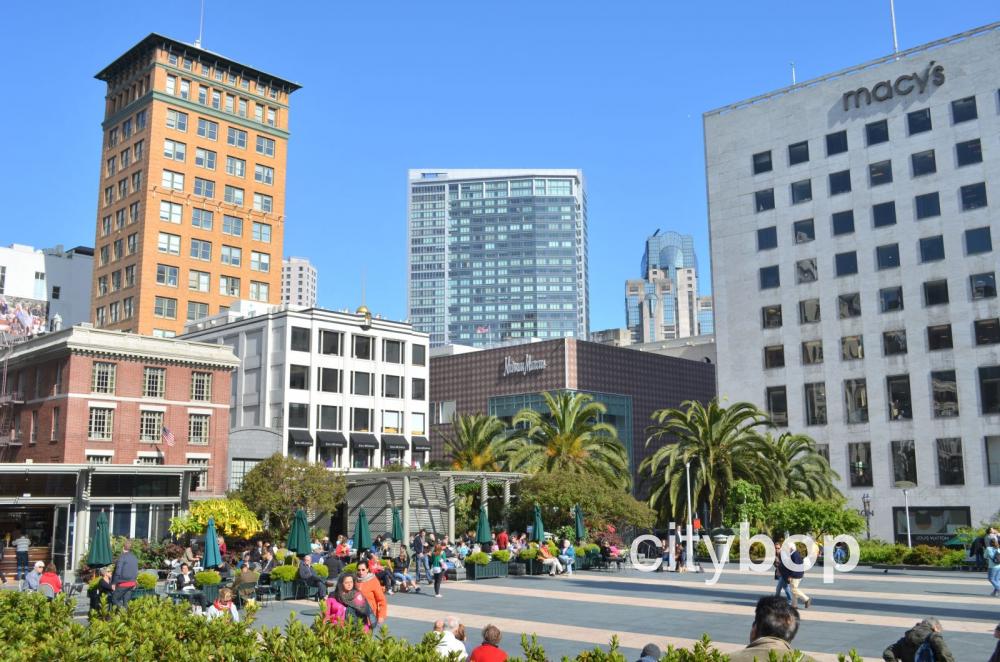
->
xmin=233 ymin=565 xmax=259 ymax=594
xmin=89 ymin=567 xmax=114 ymax=611
xmin=637 ymin=643 xmax=662 ymax=662
xmin=248 ymin=540 xmax=264 ymax=566
xmin=364 ymin=553 xmax=393 ymax=594
xmin=435 ymin=615 xmax=468 ymax=660
xmin=469 ymin=623 xmax=508 ymax=662
xmin=392 ymin=549 xmax=420 ymax=593
xmin=25 ymin=561 xmax=44 ymax=591
xmin=335 ymin=535 xmax=351 ymax=562
xmin=38 ymin=563 xmax=65 ymax=595
xmin=205 ymin=587 xmax=240 ymax=622
xmin=324 ymin=553 xmax=343 ymax=583
xmin=297 ymin=556 xmax=327 ymax=600
xmin=557 ymin=540 xmax=576 ymax=575
xmin=259 ymin=551 xmax=276 ymax=575
xmin=883 ymin=617 xmax=955 ymax=662
xmin=176 ymin=563 xmax=196 ymax=591
xmin=537 ymin=543 xmax=564 ymax=576
xmin=179 ymin=543 xmax=200 ymax=570
xmin=727 ymin=595 xmax=816 ymax=662
xmin=456 ymin=540 xmax=470 ymax=560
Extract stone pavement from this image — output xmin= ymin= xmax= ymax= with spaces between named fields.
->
xmin=252 ymin=565 xmax=1000 ymax=660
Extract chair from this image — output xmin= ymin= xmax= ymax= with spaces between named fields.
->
xmin=39 ymin=583 xmax=56 ymax=600
xmin=233 ymin=582 xmax=256 ymax=608
xmin=65 ymin=581 xmax=85 ymax=600
xmin=254 ymin=573 xmax=278 ymax=607
xmin=293 ymin=578 xmax=321 ymax=601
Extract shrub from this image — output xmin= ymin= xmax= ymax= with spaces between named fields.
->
xmin=518 ymin=546 xmax=539 ymax=560
xmin=194 ymin=570 xmax=221 ymax=587
xmin=574 ymin=545 xmax=588 ymax=558
xmin=545 ymin=540 xmax=558 ymax=556
xmin=136 ymin=572 xmax=158 ymax=590
xmin=313 ymin=564 xmax=329 ymax=578
xmin=938 ymin=550 xmax=966 ymax=567
xmin=858 ymin=540 xmax=909 ymax=565
xmin=270 ymin=565 xmax=298 ymax=582
xmin=491 ymin=550 xmax=511 ymax=563
xmin=465 ymin=552 xmax=491 ymax=565
xmin=342 ymin=562 xmax=358 ymax=574
xmin=902 ymin=545 xmax=944 ymax=566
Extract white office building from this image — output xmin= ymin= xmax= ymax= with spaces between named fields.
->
xmin=182 ymin=302 xmax=430 ymax=487
xmin=706 ymin=23 xmax=1000 ymax=543
xmin=0 ymin=244 xmax=93 ymax=332
xmin=282 ymin=257 xmax=317 ymax=308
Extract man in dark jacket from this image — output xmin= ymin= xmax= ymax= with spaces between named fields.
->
xmin=412 ymin=529 xmax=430 ymax=584
xmin=883 ymin=617 xmax=956 ymax=662
xmin=297 ymin=556 xmax=326 ymax=599
xmin=111 ymin=539 xmax=139 ymax=607
xmin=728 ymin=595 xmax=816 ymax=662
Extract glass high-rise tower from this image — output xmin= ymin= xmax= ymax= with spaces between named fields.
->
xmin=407 ymin=169 xmax=588 ymax=347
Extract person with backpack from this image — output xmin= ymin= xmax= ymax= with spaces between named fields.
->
xmin=882 ymin=617 xmax=955 ymax=662
xmin=987 ymin=538 xmax=1000 ymax=597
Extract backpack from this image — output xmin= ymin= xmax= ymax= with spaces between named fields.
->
xmin=914 ymin=637 xmax=936 ymax=662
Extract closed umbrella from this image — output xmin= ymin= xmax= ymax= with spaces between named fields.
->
xmin=532 ymin=503 xmax=545 ymax=543
xmin=87 ymin=510 xmax=113 ymax=568
xmin=476 ymin=505 xmax=491 ymax=545
xmin=353 ymin=508 xmax=372 ymax=553
xmin=573 ymin=504 xmax=586 ymax=543
xmin=203 ymin=517 xmax=223 ymax=569
xmin=287 ymin=509 xmax=312 ymax=557
xmin=391 ymin=507 xmax=404 ymax=543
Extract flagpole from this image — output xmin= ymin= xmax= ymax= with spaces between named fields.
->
xmin=889 ymin=0 xmax=899 ymax=56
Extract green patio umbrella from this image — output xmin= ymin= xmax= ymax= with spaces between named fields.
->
xmin=391 ymin=507 xmax=404 ymax=543
xmin=573 ymin=504 xmax=586 ymax=543
xmin=476 ymin=505 xmax=491 ymax=545
xmin=532 ymin=503 xmax=545 ymax=543
xmin=87 ymin=510 xmax=113 ymax=568
xmin=353 ymin=508 xmax=372 ymax=552
xmin=287 ymin=509 xmax=312 ymax=557
xmin=203 ymin=517 xmax=223 ymax=569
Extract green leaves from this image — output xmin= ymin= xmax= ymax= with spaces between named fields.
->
xmin=443 ymin=413 xmax=510 ymax=471
xmin=236 ymin=453 xmax=347 ymax=535
xmin=766 ymin=497 xmax=865 ymax=539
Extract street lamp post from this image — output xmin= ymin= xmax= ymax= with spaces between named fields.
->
xmin=860 ymin=493 xmax=873 ymax=540
xmin=895 ymin=480 xmax=916 ymax=548
xmin=685 ymin=460 xmax=694 ymax=571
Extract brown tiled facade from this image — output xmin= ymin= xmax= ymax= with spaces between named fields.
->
xmin=429 ymin=338 xmax=716 ymax=492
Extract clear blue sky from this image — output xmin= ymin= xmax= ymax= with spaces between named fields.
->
xmin=2 ymin=2 xmax=995 ymax=331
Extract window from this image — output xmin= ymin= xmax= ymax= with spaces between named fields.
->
xmin=219 ymin=275 xmax=240 ymax=297
xmin=844 ymin=379 xmax=868 ymax=424
xmin=153 ymin=296 xmax=177 ymax=319
xmin=252 ymin=222 xmax=271 ymax=243
xmin=977 ymin=319 xmax=1000 ymax=346
xmin=788 ymin=141 xmax=809 ymax=165
xmin=988 ymin=437 xmax=1000 ymax=485
xmin=936 ymin=438 xmax=965 ymax=486
xmin=191 ymin=372 xmax=212 ymax=401
xmin=841 ymin=335 xmax=864 ymax=361
xmin=250 ymin=251 xmax=270 ymax=273
xmin=186 ymin=269 xmax=208 ymax=292
xmin=224 ymin=186 xmax=244 ymax=206
xmin=796 ymin=258 xmax=818 ymax=284
xmin=891 ymin=440 xmax=918 ymax=485
xmin=51 ymin=407 xmax=60 ymax=440
xmin=763 ymin=345 xmax=785 ymax=369
xmin=919 ymin=236 xmax=945 ymax=262
xmin=319 ymin=330 xmax=342 ymax=355
xmin=831 ymin=210 xmax=854 ymax=235
xmin=876 ymin=244 xmax=900 ymax=270
xmin=971 ymin=272 xmax=997 ymax=300
xmin=923 ymin=279 xmax=949 ymax=306
xmin=289 ymin=365 xmax=309 ymax=390
xmin=907 ymin=108 xmax=932 ymax=134
xmin=931 ymin=370 xmax=958 ymax=418
xmin=883 ymin=329 xmax=907 ymax=356
xmin=838 ymin=292 xmax=861 ymax=318
xmin=412 ymin=378 xmax=426 ymax=401
xmin=965 ymin=227 xmax=992 ymax=255
xmin=911 ymin=150 xmax=936 ymax=177
xmin=254 ymin=164 xmax=274 ymax=185
xmin=197 ymin=118 xmax=218 ymax=140
xmin=799 ymin=298 xmax=820 ymax=324
xmin=951 ymin=96 xmax=978 ymax=123
xmin=765 ymin=386 xmax=788 ymax=426
xmin=188 ymin=458 xmax=210 ymax=492
xmin=828 ymin=170 xmax=852 ymax=195
xmin=759 ymin=266 xmax=779 ymax=289
xmin=351 ymin=407 xmax=372 ymax=433
xmin=869 ymin=161 xmax=893 ymax=186
xmin=195 ymin=147 xmax=216 ymax=170
xmin=913 ymin=191 xmax=941 ymax=221
xmin=88 ymin=408 xmax=114 ymax=440
xmin=757 ymin=227 xmax=777 ymax=251
xmin=163 ymin=138 xmax=186 ymax=162
xmin=762 ymin=305 xmax=782 ymax=329
xmin=190 ymin=239 xmax=211 ymax=261
xmin=411 ymin=412 xmax=426 ymax=435
xmin=801 ymin=340 xmax=823 ymax=365
xmin=825 ymin=130 xmax=848 ymax=156
xmin=956 ymin=139 xmax=982 ymax=166
xmin=383 ymin=374 xmax=402 ymax=398
xmin=139 ymin=410 xmax=164 ymax=443
xmin=790 ymin=179 xmax=812 ymax=204
xmin=352 ymin=371 xmax=373 ymax=396
xmin=887 ymin=375 xmax=912 ymax=420
xmin=755 ymin=189 xmax=775 ymax=212
xmin=161 ymin=170 xmax=184 ymax=190
xmin=383 ymin=339 xmax=403 ymax=363
xmin=225 ymin=156 xmax=246 ymax=178
xmin=249 ymin=281 xmax=269 ymax=301
xmin=804 ymin=383 xmax=827 ymax=425
xmin=188 ymin=414 xmax=210 ymax=445
xmin=412 ymin=344 xmax=426 ymax=366
xmin=253 ymin=193 xmax=273 ymax=213
xmin=220 ymin=245 xmax=241 ymax=266
xmin=92 ymin=362 xmax=116 ymax=393
xmin=353 ymin=335 xmax=373 ymax=360
xmin=220 ymin=215 xmax=242 ymax=237
xmin=187 ymin=301 xmax=209 ymax=321
xmin=880 ymin=286 xmax=903 ymax=312
xmin=227 ymin=127 xmax=247 ymax=149
xmin=927 ymin=324 xmax=953 ymax=350
xmin=835 ymin=251 xmax=858 ymax=276
xmin=256 ymin=136 xmax=275 ymax=156
xmin=318 ymin=405 xmax=341 ymax=430
xmin=961 ymin=183 xmax=988 ymax=210
xmin=159 ymin=201 xmax=182 ymax=223
xmin=318 ymin=368 xmax=341 ymax=393
xmin=848 ymin=442 xmax=873 ymax=487
xmin=166 ymin=109 xmax=188 ymax=131
xmin=793 ymin=219 xmax=814 ymax=243
xmin=125 ymin=265 xmax=136 ymax=286
xmin=290 ymin=327 xmax=310 ymax=352
xmin=866 ymin=119 xmax=889 ymax=146
xmin=155 ymin=264 xmax=178 ymax=287
xmin=193 ymin=178 xmax=215 ymax=198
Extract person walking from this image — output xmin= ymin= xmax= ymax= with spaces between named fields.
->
xmin=12 ymin=530 xmax=30 ymax=581
xmin=328 ymin=573 xmax=374 ymax=630
xmin=430 ymin=543 xmax=447 ymax=598
xmin=882 ymin=617 xmax=955 ymax=661
xmin=355 ymin=562 xmax=388 ymax=624
xmin=111 ymin=539 xmax=139 ymax=607
xmin=972 ymin=534 xmax=988 ymax=572
xmin=989 ymin=623 xmax=1000 ymax=662
xmin=986 ymin=538 xmax=1000 ymax=597
xmin=774 ymin=542 xmax=792 ymax=604
xmin=413 ymin=529 xmax=432 ymax=584
xmin=777 ymin=539 xmax=811 ymax=609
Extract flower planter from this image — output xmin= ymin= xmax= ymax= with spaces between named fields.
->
xmin=517 ymin=559 xmax=546 ymax=575
xmin=198 ymin=584 xmax=221 ymax=604
xmin=465 ymin=559 xmax=508 ymax=580
xmin=271 ymin=580 xmax=295 ymax=601
xmin=131 ymin=588 xmax=158 ymax=600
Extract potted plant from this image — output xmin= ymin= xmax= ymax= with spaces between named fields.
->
xmin=464 ymin=551 xmax=506 ymax=580
xmin=269 ymin=565 xmax=298 ymax=601
xmin=517 ymin=546 xmax=545 ymax=575
xmin=133 ymin=572 xmax=159 ymax=599
xmin=194 ymin=570 xmax=222 ymax=604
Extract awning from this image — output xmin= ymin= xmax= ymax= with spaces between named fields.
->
xmin=350 ymin=433 xmax=379 ymax=450
xmin=411 ymin=436 xmax=431 ymax=452
xmin=381 ymin=435 xmax=408 ymax=451
xmin=316 ymin=431 xmax=347 ymax=448
xmin=288 ymin=430 xmax=313 ymax=447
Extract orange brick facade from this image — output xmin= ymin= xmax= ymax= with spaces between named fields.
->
xmin=90 ymin=34 xmax=300 ymax=336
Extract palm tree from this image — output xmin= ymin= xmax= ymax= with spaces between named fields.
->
xmin=443 ymin=413 xmax=510 ymax=471
xmin=755 ymin=432 xmax=841 ymax=501
xmin=641 ymin=399 xmax=773 ymax=526
xmin=505 ymin=391 xmax=630 ymax=489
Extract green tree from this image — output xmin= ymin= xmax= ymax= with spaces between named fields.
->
xmin=755 ymin=432 xmax=841 ymax=501
xmin=642 ymin=399 xmax=774 ymax=527
xmin=505 ymin=391 xmax=629 ymax=488
xmin=723 ymin=480 xmax=767 ymax=529
xmin=766 ymin=497 xmax=865 ymax=539
xmin=236 ymin=454 xmax=346 ymax=534
xmin=442 ymin=413 xmax=510 ymax=471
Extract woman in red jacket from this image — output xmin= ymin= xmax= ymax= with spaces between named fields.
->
xmin=469 ymin=624 xmax=508 ymax=661
xmin=39 ymin=562 xmax=62 ymax=595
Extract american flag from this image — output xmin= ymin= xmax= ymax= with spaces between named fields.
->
xmin=161 ymin=426 xmax=175 ymax=447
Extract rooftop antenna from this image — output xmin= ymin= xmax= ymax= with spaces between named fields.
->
xmin=361 ymin=267 xmax=366 ymax=307
xmin=194 ymin=0 xmax=206 ymax=48
xmin=790 ymin=61 xmax=797 ymax=85
xmin=889 ymin=0 xmax=900 ymax=57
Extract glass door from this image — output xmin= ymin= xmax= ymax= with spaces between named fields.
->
xmin=51 ymin=505 xmax=72 ymax=575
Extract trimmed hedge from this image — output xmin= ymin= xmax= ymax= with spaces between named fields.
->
xmin=136 ymin=572 xmax=158 ymax=590
xmin=194 ymin=570 xmax=221 ymax=587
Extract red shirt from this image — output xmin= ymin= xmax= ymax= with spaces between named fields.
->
xmin=470 ymin=644 xmax=508 ymax=662
xmin=39 ymin=572 xmax=62 ymax=594
xmin=497 ymin=532 xmax=509 ymax=550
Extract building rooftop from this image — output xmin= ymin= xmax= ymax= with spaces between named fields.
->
xmin=181 ymin=301 xmax=425 ymax=337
